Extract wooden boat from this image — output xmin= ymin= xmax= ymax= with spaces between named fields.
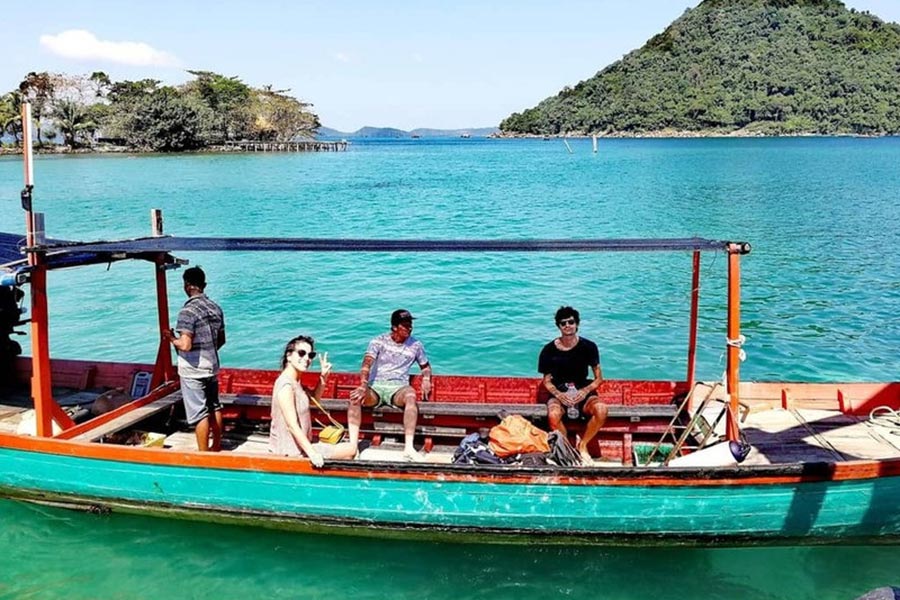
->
xmin=1 ymin=104 xmax=900 ymax=544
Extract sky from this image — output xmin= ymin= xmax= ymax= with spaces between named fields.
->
xmin=3 ymin=0 xmax=900 ymax=132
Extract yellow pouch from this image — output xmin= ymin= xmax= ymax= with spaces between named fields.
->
xmin=318 ymin=424 xmax=345 ymax=444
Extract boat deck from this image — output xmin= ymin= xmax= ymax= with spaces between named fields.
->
xmin=741 ymin=407 xmax=900 ymax=465
xmin=3 ymin=384 xmax=900 ymax=466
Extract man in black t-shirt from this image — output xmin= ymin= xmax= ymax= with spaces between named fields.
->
xmin=538 ymin=306 xmax=609 ymax=463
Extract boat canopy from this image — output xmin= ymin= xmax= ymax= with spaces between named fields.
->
xmin=1 ymin=232 xmax=748 ymax=286
xmin=4 ymin=233 xmax=742 ymax=261
xmin=0 ymin=232 xmax=180 ymax=282
xmin=0 ymin=233 xmax=23 ymax=267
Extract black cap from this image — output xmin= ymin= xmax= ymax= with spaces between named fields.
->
xmin=391 ymin=309 xmax=415 ymax=326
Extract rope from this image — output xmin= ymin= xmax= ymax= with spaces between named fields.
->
xmin=717 ymin=335 xmax=748 ymax=388
xmin=868 ymin=406 xmax=900 ymax=436
xmin=725 ymin=334 xmax=747 ymax=362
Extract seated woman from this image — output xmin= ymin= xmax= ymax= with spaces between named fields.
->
xmin=269 ymin=335 xmax=357 ymax=466
xmin=538 ymin=306 xmax=609 ymax=463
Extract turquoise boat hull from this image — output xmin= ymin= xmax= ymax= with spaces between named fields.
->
xmin=2 ymin=443 xmax=899 ymax=544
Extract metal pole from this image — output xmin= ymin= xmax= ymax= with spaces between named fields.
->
xmin=686 ymin=250 xmax=700 ymax=407
xmin=150 ymin=209 xmax=175 ymax=388
xmin=725 ymin=243 xmax=746 ymax=441
xmin=22 ymin=102 xmax=54 ymax=437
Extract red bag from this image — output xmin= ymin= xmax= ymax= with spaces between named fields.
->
xmin=488 ymin=414 xmax=550 ymax=457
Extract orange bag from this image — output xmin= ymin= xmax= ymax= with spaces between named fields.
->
xmin=488 ymin=414 xmax=550 ymax=457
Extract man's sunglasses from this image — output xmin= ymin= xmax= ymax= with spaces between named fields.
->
xmin=296 ymin=349 xmax=317 ymax=359
xmin=557 ymin=318 xmax=577 ymax=326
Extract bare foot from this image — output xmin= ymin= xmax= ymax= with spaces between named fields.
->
xmin=578 ymin=447 xmax=594 ymax=466
xmin=403 ymin=448 xmax=427 ymax=463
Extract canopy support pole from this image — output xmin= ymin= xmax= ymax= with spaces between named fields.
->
xmin=725 ymin=242 xmax=750 ymax=441
xmin=150 ymin=209 xmax=175 ymax=389
xmin=686 ymin=250 xmax=701 ymax=408
xmin=22 ymin=103 xmax=59 ymax=436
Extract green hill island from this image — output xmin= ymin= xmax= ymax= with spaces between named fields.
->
xmin=500 ymin=0 xmax=900 ymax=137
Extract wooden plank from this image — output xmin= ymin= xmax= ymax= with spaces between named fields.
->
xmin=738 ymin=407 xmax=900 ymax=464
xmin=164 ymin=429 xmax=271 ymax=455
xmin=219 ymin=393 xmax=677 ymax=419
xmin=795 ymin=408 xmax=900 ymax=460
xmin=789 ymin=408 xmax=846 ymax=461
xmin=0 ymin=407 xmax=29 ymax=434
xmin=70 ymin=391 xmax=181 ymax=442
xmin=741 ymin=408 xmax=837 ymax=464
xmin=372 ymin=422 xmax=467 ymax=437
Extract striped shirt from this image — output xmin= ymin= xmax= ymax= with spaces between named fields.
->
xmin=175 ymin=294 xmax=225 ymax=378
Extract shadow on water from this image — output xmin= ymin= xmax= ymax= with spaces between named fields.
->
xmin=1 ymin=499 xmax=899 ymax=600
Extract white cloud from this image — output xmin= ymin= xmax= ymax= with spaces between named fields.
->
xmin=39 ymin=29 xmax=180 ymax=67
xmin=334 ymin=52 xmax=351 ymax=63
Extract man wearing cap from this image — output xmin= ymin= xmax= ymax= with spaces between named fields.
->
xmin=348 ymin=309 xmax=432 ymax=461
xmin=163 ymin=266 xmax=226 ymax=452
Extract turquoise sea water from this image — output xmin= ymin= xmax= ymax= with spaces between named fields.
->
xmin=1 ymin=138 xmax=899 ymax=597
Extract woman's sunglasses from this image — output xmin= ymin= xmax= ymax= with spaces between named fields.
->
xmin=296 ymin=349 xmax=317 ymax=359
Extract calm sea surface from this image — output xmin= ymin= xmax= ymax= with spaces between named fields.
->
xmin=1 ymin=138 xmax=899 ymax=598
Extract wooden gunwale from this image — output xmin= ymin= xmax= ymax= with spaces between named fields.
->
xmin=54 ymin=381 xmax=179 ymax=440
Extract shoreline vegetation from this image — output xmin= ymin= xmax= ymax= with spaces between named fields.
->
xmin=493 ymin=128 xmax=895 ymax=139
xmin=1 ymin=127 xmax=892 ymax=156
xmin=0 ymin=140 xmax=347 ymax=156
xmin=1 ymin=70 xmax=321 ymax=154
xmin=500 ymin=0 xmax=900 ymax=138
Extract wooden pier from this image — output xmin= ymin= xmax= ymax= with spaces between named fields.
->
xmin=224 ymin=140 xmax=348 ymax=152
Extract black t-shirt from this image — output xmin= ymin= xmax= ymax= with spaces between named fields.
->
xmin=538 ymin=337 xmax=600 ymax=390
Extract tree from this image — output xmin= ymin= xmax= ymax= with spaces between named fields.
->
xmin=51 ymin=99 xmax=96 ymax=149
xmin=183 ymin=71 xmax=252 ymax=141
xmin=18 ymin=72 xmax=56 ymax=146
xmin=0 ymin=92 xmax=23 ymax=145
xmin=248 ymin=87 xmax=320 ymax=141
xmin=89 ymin=71 xmax=112 ymax=99
xmin=119 ymin=86 xmax=203 ymax=151
xmin=102 ymin=79 xmax=162 ymax=142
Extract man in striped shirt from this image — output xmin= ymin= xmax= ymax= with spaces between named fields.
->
xmin=164 ymin=266 xmax=226 ymax=451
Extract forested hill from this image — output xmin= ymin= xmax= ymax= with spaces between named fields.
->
xmin=501 ymin=0 xmax=900 ymax=136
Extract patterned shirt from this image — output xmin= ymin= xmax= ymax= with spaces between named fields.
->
xmin=175 ymin=293 xmax=225 ymax=379
xmin=365 ymin=333 xmax=429 ymax=384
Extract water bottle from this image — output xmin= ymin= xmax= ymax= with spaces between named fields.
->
xmin=565 ymin=383 xmax=580 ymax=419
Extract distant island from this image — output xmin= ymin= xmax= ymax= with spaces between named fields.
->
xmin=317 ymin=126 xmax=499 ymax=139
xmin=501 ymin=0 xmax=900 ymax=137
